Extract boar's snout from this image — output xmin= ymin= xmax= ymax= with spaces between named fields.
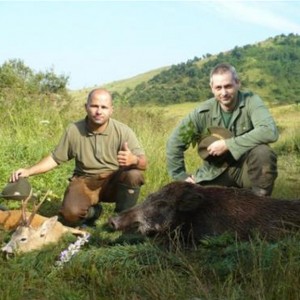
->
xmin=108 ymin=217 xmax=119 ymax=230
xmin=108 ymin=212 xmax=144 ymax=233
xmin=108 ymin=215 xmax=132 ymax=231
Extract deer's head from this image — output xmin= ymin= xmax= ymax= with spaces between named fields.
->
xmin=2 ymin=216 xmax=63 ymax=254
xmin=1 ymin=190 xmax=84 ymax=256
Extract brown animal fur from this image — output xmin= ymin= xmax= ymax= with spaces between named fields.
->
xmin=109 ymin=181 xmax=300 ymax=243
xmin=1 ymin=209 xmax=85 ymax=254
xmin=0 ymin=210 xmax=48 ymax=231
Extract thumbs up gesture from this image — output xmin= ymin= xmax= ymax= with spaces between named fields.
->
xmin=117 ymin=142 xmax=137 ymax=167
xmin=122 ymin=142 xmax=130 ymax=152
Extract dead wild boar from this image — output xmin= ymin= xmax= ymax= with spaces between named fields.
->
xmin=109 ymin=181 xmax=300 ymax=243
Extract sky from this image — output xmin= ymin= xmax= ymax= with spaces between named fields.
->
xmin=1 ymin=0 xmax=300 ymax=90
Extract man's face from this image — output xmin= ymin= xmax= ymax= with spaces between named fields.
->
xmin=85 ymin=92 xmax=113 ymax=128
xmin=210 ymin=71 xmax=240 ymax=111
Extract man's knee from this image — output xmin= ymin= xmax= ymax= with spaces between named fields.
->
xmin=119 ymin=169 xmax=145 ymax=187
xmin=246 ymin=145 xmax=278 ymax=195
xmin=59 ymin=177 xmax=96 ymax=225
xmin=248 ymin=145 xmax=277 ymax=175
xmin=60 ymin=205 xmax=87 ymax=224
xmin=249 ymin=145 xmax=277 ymax=163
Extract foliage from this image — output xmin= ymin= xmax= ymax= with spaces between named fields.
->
xmin=111 ymin=33 xmax=300 ymax=106
xmin=53 ymin=233 xmax=91 ymax=269
xmin=0 ymin=39 xmax=300 ymax=300
xmin=179 ymin=119 xmax=202 ymax=148
xmin=35 ymin=68 xmax=69 ymax=94
xmin=0 ymin=95 xmax=299 ymax=299
xmin=0 ymin=59 xmax=70 ymax=102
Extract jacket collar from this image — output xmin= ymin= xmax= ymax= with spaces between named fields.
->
xmin=210 ymin=91 xmax=244 ymax=128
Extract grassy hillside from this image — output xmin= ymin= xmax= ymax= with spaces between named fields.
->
xmin=0 ymin=97 xmax=299 ymax=299
xmin=0 ymin=33 xmax=300 ymax=300
xmin=70 ymin=66 xmax=168 ymax=107
xmin=70 ymin=33 xmax=300 ymax=108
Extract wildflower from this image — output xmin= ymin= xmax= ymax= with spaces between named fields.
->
xmin=55 ymin=232 xmax=90 ymax=268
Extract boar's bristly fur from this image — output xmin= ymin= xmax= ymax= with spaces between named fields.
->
xmin=109 ymin=181 xmax=300 ymax=243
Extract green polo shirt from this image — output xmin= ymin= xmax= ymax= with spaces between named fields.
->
xmin=51 ymin=117 xmax=145 ymax=176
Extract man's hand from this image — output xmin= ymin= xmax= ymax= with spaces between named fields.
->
xmin=9 ymin=155 xmax=58 ymax=182
xmin=117 ymin=142 xmax=138 ymax=167
xmin=10 ymin=169 xmax=30 ymax=182
xmin=185 ymin=175 xmax=196 ymax=184
xmin=207 ymin=139 xmax=228 ymax=157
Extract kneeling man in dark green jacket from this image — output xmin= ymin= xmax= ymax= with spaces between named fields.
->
xmin=166 ymin=63 xmax=278 ymax=196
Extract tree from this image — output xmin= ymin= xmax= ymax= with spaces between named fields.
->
xmin=36 ymin=68 xmax=69 ymax=93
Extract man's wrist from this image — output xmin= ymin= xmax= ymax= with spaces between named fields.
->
xmin=135 ymin=156 xmax=140 ymax=166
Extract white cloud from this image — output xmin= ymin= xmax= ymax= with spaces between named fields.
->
xmin=211 ymin=0 xmax=300 ymax=33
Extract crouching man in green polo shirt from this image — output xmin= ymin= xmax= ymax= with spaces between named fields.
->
xmin=10 ymin=88 xmax=148 ymax=227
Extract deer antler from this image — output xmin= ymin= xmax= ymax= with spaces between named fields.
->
xmin=26 ymin=190 xmax=51 ymax=226
xmin=21 ymin=188 xmax=33 ymax=226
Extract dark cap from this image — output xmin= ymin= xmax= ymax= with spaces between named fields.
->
xmin=198 ymin=127 xmax=233 ymax=162
xmin=0 ymin=178 xmax=32 ymax=200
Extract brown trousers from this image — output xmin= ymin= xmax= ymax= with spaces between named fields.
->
xmin=201 ymin=145 xmax=278 ymax=195
xmin=59 ymin=168 xmax=144 ymax=224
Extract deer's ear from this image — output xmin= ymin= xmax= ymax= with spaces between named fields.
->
xmin=39 ymin=216 xmax=58 ymax=237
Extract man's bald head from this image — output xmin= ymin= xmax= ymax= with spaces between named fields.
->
xmin=87 ymin=88 xmax=113 ymax=105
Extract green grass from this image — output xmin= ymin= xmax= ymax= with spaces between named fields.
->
xmin=0 ymin=96 xmax=300 ymax=299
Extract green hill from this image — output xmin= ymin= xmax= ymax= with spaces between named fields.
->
xmin=89 ymin=33 xmax=300 ymax=107
xmin=70 ymin=66 xmax=169 ymax=106
xmin=3 ymin=33 xmax=299 ymax=109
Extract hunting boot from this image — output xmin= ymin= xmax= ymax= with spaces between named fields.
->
xmin=114 ymin=183 xmax=140 ymax=213
xmin=84 ymin=204 xmax=103 ymax=227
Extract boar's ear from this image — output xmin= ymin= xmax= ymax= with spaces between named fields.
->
xmin=38 ymin=216 xmax=58 ymax=237
xmin=176 ymin=183 xmax=204 ymax=212
xmin=177 ymin=190 xmax=205 ymax=212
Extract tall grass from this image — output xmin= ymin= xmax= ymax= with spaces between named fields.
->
xmin=0 ymin=96 xmax=300 ymax=299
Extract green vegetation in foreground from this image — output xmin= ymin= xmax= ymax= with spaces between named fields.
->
xmin=0 ymin=94 xmax=300 ymax=299
xmin=1 ymin=38 xmax=300 ymax=299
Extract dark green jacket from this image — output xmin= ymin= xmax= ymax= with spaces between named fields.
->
xmin=166 ymin=91 xmax=279 ymax=182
